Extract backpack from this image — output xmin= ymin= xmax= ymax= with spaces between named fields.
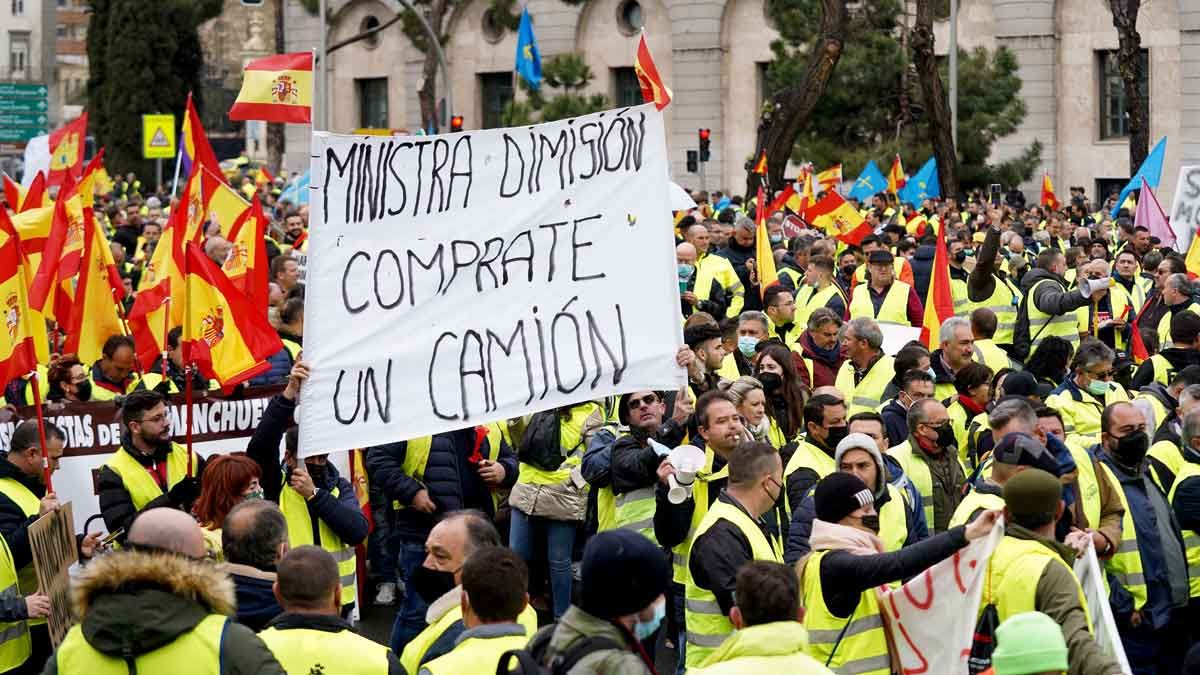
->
xmin=497 ymin=625 xmax=622 ymax=675
xmin=518 ymin=411 xmax=568 ymax=472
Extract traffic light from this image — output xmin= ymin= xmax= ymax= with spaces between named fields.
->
xmin=699 ymin=129 xmax=711 ymax=162
xmin=450 ymin=115 xmax=464 ymax=132
xmin=686 ymin=150 xmax=698 ymax=173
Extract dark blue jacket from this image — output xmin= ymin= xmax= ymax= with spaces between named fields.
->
xmin=880 ymin=399 xmax=909 ymax=448
xmin=229 ymin=569 xmax=282 ymax=631
xmin=911 ymin=243 xmax=936 ymax=302
xmin=245 ymin=394 xmax=370 ymax=547
xmin=367 ymin=428 xmax=518 ymax=540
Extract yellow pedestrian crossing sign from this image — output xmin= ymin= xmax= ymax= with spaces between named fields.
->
xmin=142 ymin=114 xmax=176 ymax=159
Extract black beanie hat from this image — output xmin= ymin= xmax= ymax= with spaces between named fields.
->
xmin=814 ymin=472 xmax=874 ymax=523
xmin=580 ymin=530 xmax=670 ymax=619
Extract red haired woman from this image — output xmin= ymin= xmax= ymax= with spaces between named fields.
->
xmin=194 ymin=453 xmax=263 ymax=560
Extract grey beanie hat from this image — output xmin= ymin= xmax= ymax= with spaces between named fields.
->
xmin=834 ymin=432 xmax=887 ymax=492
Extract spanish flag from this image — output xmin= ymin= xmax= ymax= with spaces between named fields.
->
xmin=754 ymin=186 xmax=778 ymax=295
xmin=29 ymin=173 xmax=88 ymax=310
xmin=634 ymin=34 xmax=672 ymax=111
xmin=254 ymin=165 xmax=274 ymax=191
xmin=200 ymin=164 xmax=250 ymax=237
xmin=920 ymin=213 xmax=954 ymax=348
xmin=223 ymin=196 xmax=270 ymax=315
xmin=807 ymin=191 xmax=871 ymax=245
xmin=752 ymin=150 xmax=768 ymax=176
xmin=20 ymin=172 xmax=48 ymax=212
xmin=47 ymin=113 xmax=87 ymax=187
xmin=816 ymin=164 xmax=843 ymax=192
xmin=182 ymin=92 xmax=222 ymax=179
xmin=0 ymin=209 xmax=38 ymax=386
xmin=1040 ymin=172 xmax=1060 ymax=211
xmin=182 ymin=241 xmax=282 ymax=388
xmin=128 ymin=280 xmax=172 ymax=373
xmin=887 ymin=154 xmax=905 ymax=196
xmin=2 ymin=174 xmax=22 ymax=212
xmin=229 ymin=52 xmax=314 ymax=124
xmin=63 ymin=205 xmax=125 ymax=365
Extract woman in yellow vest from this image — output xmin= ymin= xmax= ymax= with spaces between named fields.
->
xmin=721 ymin=376 xmax=790 ymax=448
xmin=800 ymin=472 xmax=1000 ymax=675
xmin=192 ymin=454 xmax=264 ymax=561
xmin=754 ymin=342 xmax=807 ymax=445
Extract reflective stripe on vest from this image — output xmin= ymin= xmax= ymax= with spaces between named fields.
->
xmin=420 ymin=632 xmax=531 ymax=675
xmin=948 ymin=489 xmax=1004 ymax=528
xmin=400 ymin=601 xmax=537 ymax=675
xmin=983 ymin=537 xmax=1092 ymax=631
xmin=260 ymin=624 xmax=392 ymax=675
xmin=671 ymin=448 xmax=729 ymax=585
xmin=965 ymin=277 xmax=1018 ymax=344
xmin=0 ymin=536 xmax=29 ymax=669
xmin=279 ymin=484 xmax=357 ymax=605
xmin=1167 ymin=462 xmax=1200 ymax=598
xmin=795 ymin=284 xmax=841 ymax=328
xmin=834 ymin=355 xmax=896 ymax=417
xmin=518 ymin=404 xmax=596 ymax=487
xmin=55 ymin=613 xmax=225 ymax=674
xmin=1095 ymin=462 xmax=1148 ymax=609
xmin=104 ymin=444 xmax=194 ymax=511
xmin=782 ymin=441 xmax=836 ymax=517
xmin=613 ymin=486 xmax=657 ymax=543
xmin=1027 ymin=278 xmax=1082 ymax=350
xmin=1066 ymin=443 xmax=1101 ymax=530
xmin=849 ymin=281 xmax=910 ymax=327
xmin=683 ymin=500 xmax=783 ymax=668
xmin=1158 ymin=303 xmax=1200 ymax=349
xmin=802 ymin=551 xmax=890 ymax=674
xmin=878 ymin=484 xmax=908 ymax=553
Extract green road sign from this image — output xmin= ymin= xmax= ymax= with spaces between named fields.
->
xmin=0 ymin=112 xmax=48 ymax=127
xmin=0 ymin=127 xmax=46 ymax=143
xmin=0 ymin=98 xmax=48 ymax=113
xmin=0 ymin=83 xmax=48 ymax=98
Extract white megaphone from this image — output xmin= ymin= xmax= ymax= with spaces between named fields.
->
xmin=666 ymin=445 xmax=706 ymax=504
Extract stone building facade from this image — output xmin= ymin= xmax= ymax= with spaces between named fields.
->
xmin=279 ymin=0 xmax=1200 ymax=202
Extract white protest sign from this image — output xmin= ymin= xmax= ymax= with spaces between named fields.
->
xmin=299 ymin=104 xmax=685 ymax=456
xmin=1170 ymin=165 xmax=1200 ymax=255
xmin=880 ymin=324 xmax=921 ymax=356
xmin=1074 ymin=543 xmax=1132 ymax=673
xmin=880 ymin=518 xmax=1002 ymax=673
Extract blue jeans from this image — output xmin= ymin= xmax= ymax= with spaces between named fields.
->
xmin=509 ymin=508 xmax=575 ymax=620
xmin=389 ymin=536 xmax=430 ymax=654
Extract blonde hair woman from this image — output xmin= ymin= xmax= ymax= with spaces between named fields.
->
xmin=720 ymin=376 xmax=787 ymax=447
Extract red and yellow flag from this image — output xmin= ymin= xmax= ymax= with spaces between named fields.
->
xmin=223 ymin=196 xmax=270 ymax=315
xmin=128 ymin=280 xmax=171 ymax=373
xmin=2 ymin=174 xmax=22 ymax=212
xmin=48 ymin=114 xmax=87 ymax=187
xmin=816 ymin=164 xmax=843 ymax=192
xmin=229 ymin=52 xmax=314 ymax=124
xmin=20 ymin=172 xmax=48 ymax=213
xmin=752 ymin=150 xmax=768 ymax=176
xmin=64 ymin=206 xmax=125 ymax=364
xmin=29 ymin=174 xmax=87 ymax=310
xmin=766 ymin=184 xmax=796 ymax=215
xmin=181 ymin=241 xmax=282 ymax=388
xmin=0 ymin=209 xmax=38 ymax=385
xmin=920 ymin=214 xmax=954 ymax=348
xmin=1040 ymin=173 xmax=1060 ymax=211
xmin=887 ymin=154 xmax=905 ymax=196
xmin=634 ymin=34 xmax=672 ymax=111
xmin=807 ymin=191 xmax=871 ymax=245
xmin=254 ymin=165 xmax=274 ymax=191
xmin=754 ymin=186 xmax=778 ymax=296
xmin=182 ymin=92 xmax=222 ymax=179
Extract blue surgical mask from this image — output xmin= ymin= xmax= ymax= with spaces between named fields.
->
xmin=678 ymin=263 xmax=695 ymax=280
xmin=737 ymin=335 xmax=759 ymax=357
xmin=769 ymin=233 xmax=783 ymax=244
xmin=1086 ymin=379 xmax=1109 ymax=396
xmin=633 ymin=601 xmax=666 ymax=641
xmin=926 ymin=367 xmax=936 ymax=380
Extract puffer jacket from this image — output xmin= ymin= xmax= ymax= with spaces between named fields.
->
xmin=538 ymin=606 xmax=651 ymax=675
xmin=42 ymin=550 xmax=284 ymax=675
xmin=509 ymin=403 xmax=605 ymax=521
xmin=367 ymin=428 xmax=518 ymax=540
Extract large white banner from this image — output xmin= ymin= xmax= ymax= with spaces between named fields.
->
xmin=880 ymin=520 xmax=1002 ymax=673
xmin=1170 ymin=165 xmax=1200 ymax=255
xmin=299 ymin=105 xmax=685 ymax=455
xmin=1074 ymin=543 xmax=1132 ymax=673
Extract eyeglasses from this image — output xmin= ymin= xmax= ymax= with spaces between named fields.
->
xmin=627 ymin=394 xmax=659 ymax=410
xmin=1088 ymin=369 xmax=1114 ymax=380
xmin=138 ymin=413 xmax=168 ymax=424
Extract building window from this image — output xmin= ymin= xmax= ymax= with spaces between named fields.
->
xmin=481 ymin=8 xmax=505 ymax=44
xmin=360 ymin=15 xmax=381 ymax=49
xmin=616 ymin=0 xmax=644 ymax=36
xmin=11 ymin=0 xmax=23 ymax=15
xmin=612 ymin=67 xmax=641 ymax=108
xmin=56 ymin=25 xmax=66 ymax=38
xmin=479 ymin=72 xmax=513 ymax=130
xmin=356 ymin=77 xmax=388 ymax=129
xmin=9 ymin=37 xmax=28 ymax=75
xmin=1098 ymin=49 xmax=1149 ymax=140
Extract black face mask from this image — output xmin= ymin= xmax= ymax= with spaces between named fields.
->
xmin=74 ymin=381 xmax=92 ymax=401
xmin=305 ymin=462 xmax=328 ymax=485
xmin=841 ymin=265 xmax=856 ymax=278
xmin=756 ymin=371 xmax=783 ymax=394
xmin=1111 ymin=431 xmax=1149 ymax=468
xmin=410 ymin=565 xmax=457 ymax=604
xmin=954 ymin=250 xmax=967 ymax=264
xmin=935 ymin=423 xmax=958 ymax=451
xmin=860 ymin=514 xmax=881 ymax=534
xmin=824 ymin=425 xmax=848 ymax=450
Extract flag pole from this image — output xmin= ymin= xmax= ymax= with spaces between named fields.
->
xmin=29 ymin=372 xmax=52 ymax=492
xmin=182 ymin=245 xmax=193 ymax=477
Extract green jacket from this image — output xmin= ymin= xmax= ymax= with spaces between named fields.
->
xmin=541 ymin=606 xmax=649 ymax=675
xmin=1005 ymin=525 xmax=1119 ymax=675
xmin=690 ymin=621 xmax=834 ymax=674
xmin=42 ymin=550 xmax=285 ymax=675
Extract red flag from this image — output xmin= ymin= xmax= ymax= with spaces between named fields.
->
xmin=633 ymin=34 xmax=672 ymax=110
xmin=887 ymin=154 xmax=905 ymax=195
xmin=2 ymin=175 xmax=20 ymax=212
xmin=228 ymin=53 xmax=314 ymax=124
xmin=1040 ymin=173 xmax=1060 ymax=211
xmin=920 ymin=218 xmax=953 ymax=347
xmin=766 ymin=184 xmax=796 ymax=215
xmin=0 ymin=209 xmax=37 ymax=385
xmin=806 ymin=191 xmax=871 ymax=245
xmin=29 ymin=173 xmax=84 ymax=310
xmin=19 ymin=172 xmax=47 ymax=213
xmin=752 ymin=150 xmax=768 ymax=176
xmin=47 ymin=114 xmax=88 ymax=187
xmin=223 ymin=196 xmax=271 ymax=315
xmin=182 ymin=92 xmax=223 ymax=179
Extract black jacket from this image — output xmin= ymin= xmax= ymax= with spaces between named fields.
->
xmin=1014 ymin=268 xmax=1092 ymax=360
xmin=689 ymin=492 xmax=772 ymax=615
xmin=880 ymin=399 xmax=909 ymax=448
xmin=1171 ymin=454 xmax=1200 ymax=533
xmin=611 ymin=423 xmax=686 ymax=495
xmin=263 ymin=612 xmax=403 ymax=675
xmin=97 ymin=436 xmax=208 ymax=540
xmin=245 ymin=395 xmax=369 ymax=547
xmin=1132 ymin=348 xmax=1200 ymax=390
xmin=0 ymin=459 xmax=42 ymax=575
xmin=366 ymin=428 xmax=518 ymax=540
xmin=654 ymin=452 xmax=727 ymax=549
xmin=715 ymin=242 xmax=760 ymax=311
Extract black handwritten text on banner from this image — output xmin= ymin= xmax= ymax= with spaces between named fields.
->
xmin=299 ymin=104 xmax=684 ymax=456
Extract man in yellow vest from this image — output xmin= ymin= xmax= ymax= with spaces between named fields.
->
xmin=1095 ymin=401 xmax=1191 ymax=673
xmin=930 ymin=316 xmax=978 ymax=402
xmin=888 ymin=398 xmax=966 ymax=533
xmin=1146 ymin=380 xmax=1200 ymax=492
xmin=782 ymin=393 xmax=846 ymax=517
xmin=848 ymin=250 xmax=923 ymax=327
xmin=982 ymin=469 xmax=1121 ymax=674
xmin=949 ymin=424 xmax=1062 ymax=527
xmin=961 ymin=211 xmax=1022 ymax=348
xmin=683 ymin=441 xmax=784 ymax=667
xmin=259 ymin=546 xmax=398 ymax=673
xmin=48 ymin=508 xmax=286 ymax=674
xmin=1014 ymin=251 xmax=1108 ymax=361
xmin=685 ymin=223 xmax=744 ymax=319
xmin=1156 ymin=273 xmax=1200 ymax=349
xmin=418 ymin=546 xmax=530 ymax=674
xmin=800 ymin=472 xmax=1000 ymax=674
xmin=396 ymin=511 xmax=537 ymax=674
xmin=1045 ymin=339 xmax=1130 ymax=447
xmin=1166 ymin=408 xmax=1200 ymax=644
xmin=136 ymin=326 xmax=213 ymax=393
xmin=96 ymin=390 xmax=204 ymax=540
xmin=835 ymin=317 xmax=896 ymax=416
xmin=245 ymin=361 xmax=369 ymax=616
xmin=86 ymin=334 xmax=141 ymax=400
xmin=688 ymin=561 xmax=834 ymax=673
xmin=678 ymin=242 xmax=728 ymax=320
xmin=790 ymin=255 xmax=846 ymax=328
xmin=762 ymin=285 xmax=803 ymax=349
xmin=1132 ymin=311 xmax=1200 ymax=391
xmin=971 ymin=308 xmax=1020 ymax=374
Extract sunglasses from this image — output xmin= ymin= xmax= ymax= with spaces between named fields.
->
xmin=628 ymin=394 xmax=660 ymax=410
